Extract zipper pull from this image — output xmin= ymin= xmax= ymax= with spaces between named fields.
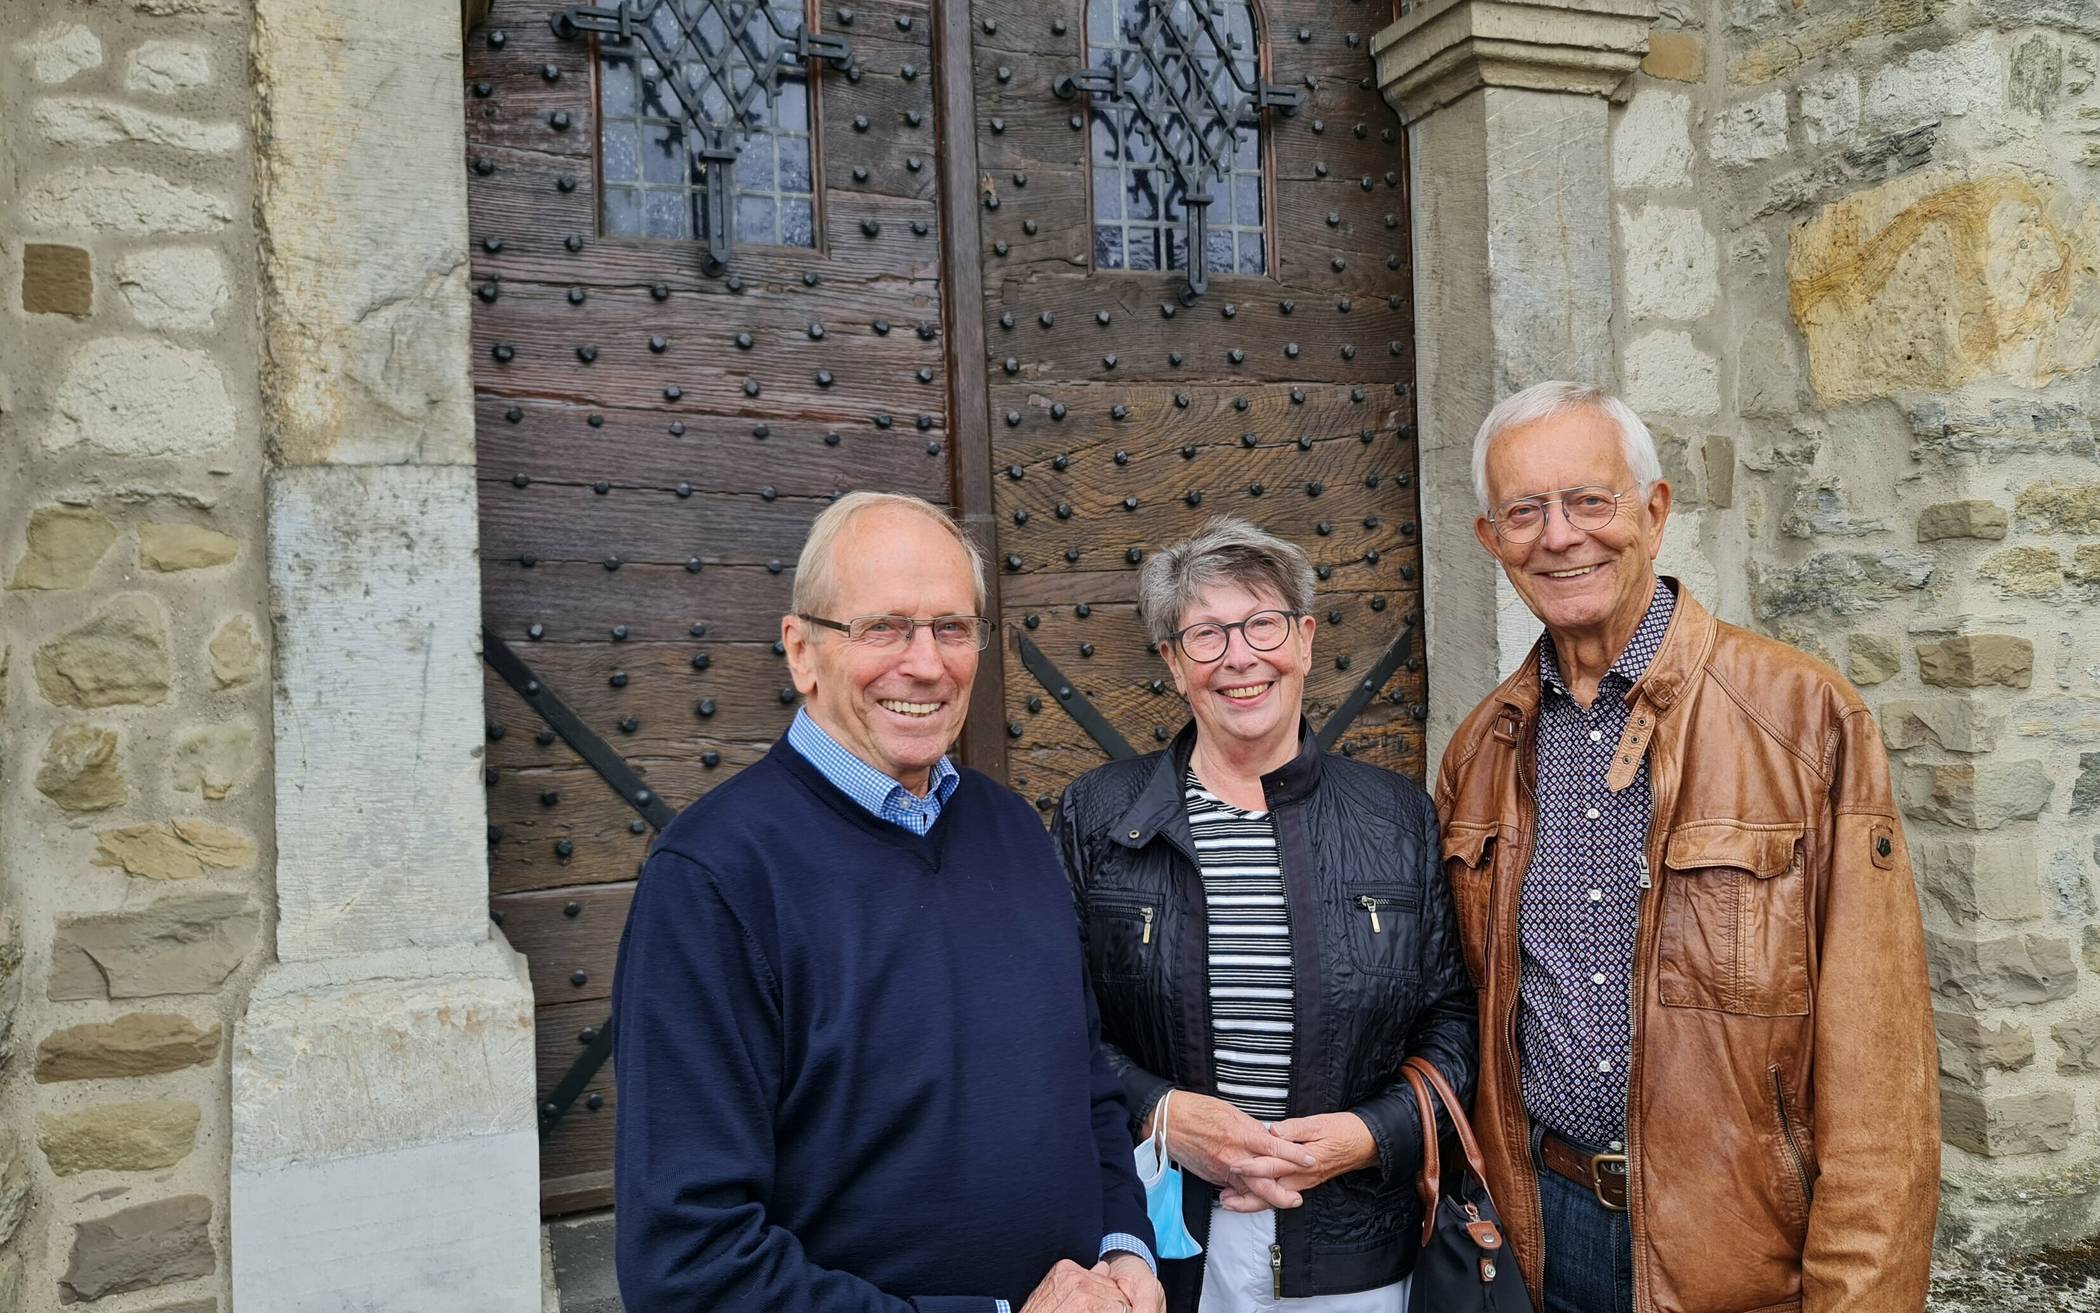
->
xmin=1357 ymin=893 xmax=1382 ymax=934
xmin=1637 ymin=852 xmax=1652 ymax=891
xmin=1140 ymin=906 xmax=1155 ymax=946
xmin=1270 ymin=1242 xmax=1283 ymax=1298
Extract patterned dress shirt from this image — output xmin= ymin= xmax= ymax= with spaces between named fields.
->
xmin=1517 ymin=579 xmax=1676 ymax=1151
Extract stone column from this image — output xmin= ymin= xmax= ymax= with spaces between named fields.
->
xmin=1371 ymin=0 xmax=1655 ymax=764
xmin=229 ymin=2 xmax=540 ymax=1308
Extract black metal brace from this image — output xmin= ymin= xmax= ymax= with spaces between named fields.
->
xmin=1315 ymin=617 xmax=1419 ymax=753
xmin=1015 ymin=632 xmax=1138 ymax=760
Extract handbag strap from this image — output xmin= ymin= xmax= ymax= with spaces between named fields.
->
xmin=1403 ymin=1055 xmax=1496 ymax=1187
xmin=1400 ymin=1062 xmax=1442 ymax=1248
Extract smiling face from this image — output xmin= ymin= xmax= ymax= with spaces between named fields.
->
xmin=1160 ymin=579 xmax=1316 ymax=763
xmin=1473 ymin=406 xmax=1672 ymax=646
xmin=781 ymin=505 xmax=978 ymax=794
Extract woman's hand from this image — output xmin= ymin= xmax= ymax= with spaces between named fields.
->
xmin=1218 ymin=1112 xmax=1378 ymax=1211
xmin=1148 ymin=1092 xmax=1317 ymax=1204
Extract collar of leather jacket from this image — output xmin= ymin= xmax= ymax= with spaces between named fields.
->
xmin=1487 ymin=576 xmax=1716 ymax=730
xmin=1111 ymin=716 xmax=1325 ymax=848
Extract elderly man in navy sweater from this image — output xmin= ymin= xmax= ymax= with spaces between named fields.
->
xmin=613 ymin=491 xmax=1162 ymax=1313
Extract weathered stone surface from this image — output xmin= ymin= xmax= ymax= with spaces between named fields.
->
xmin=138 ymin=522 xmax=238 ymax=572
xmin=1919 ymin=635 xmax=2033 ymax=688
xmin=1621 ymin=204 xmax=1718 ymax=322
xmin=23 ymin=243 xmax=93 ymax=316
xmin=0 ymin=1129 xmax=28 ymax=1251
xmin=1940 ymin=1087 xmax=2075 ymax=1156
xmin=2008 ymin=695 xmax=2100 ymax=740
xmin=39 ymin=1100 xmax=201 ymax=1176
xmin=33 ymin=595 xmax=172 ymax=708
xmin=22 ymin=167 xmax=233 ymax=235
xmin=49 ymin=892 xmax=258 ymax=1001
xmin=1928 ymin=929 xmax=2080 ymax=1006
xmin=38 ymin=1014 xmax=222 ymax=1083
xmin=93 ymin=819 xmax=256 ymax=881
xmin=21 ymin=23 xmax=103 ymax=84
xmin=35 ymin=98 xmax=242 ymax=152
xmin=2014 ymin=480 xmax=2100 ymax=534
xmin=127 ymin=40 xmax=212 ymax=93
xmin=1978 ymin=546 xmax=2064 ymax=597
xmin=1936 ymin=1010 xmax=2034 ymax=1086
xmin=1800 ymin=68 xmax=1860 ymax=145
xmin=1624 ymin=330 xmax=1718 ymax=416
xmin=1736 ymin=320 xmax=1801 ymax=417
xmin=9 ymin=505 xmax=117 ymax=590
xmin=208 ymin=615 xmax=262 ymax=689
xmin=1641 ymin=32 xmax=1703 ymax=82
xmin=0 ymin=913 xmax=20 ymax=1064
xmin=137 ymin=1302 xmax=217 ymax=1313
xmin=1863 ymin=32 xmax=2003 ymax=132
xmin=50 ymin=338 xmax=237 ymax=457
xmin=2009 ymin=32 xmax=2065 ymax=116
xmin=117 ymin=247 xmax=230 ymax=331
xmin=1726 ymin=0 xmax=1950 ymax=85
xmin=59 ymin=1194 xmax=214 ymax=1303
xmin=1902 ymin=760 xmax=2053 ymax=829
xmin=1780 ymin=477 xmax=1885 ymax=538
xmin=2053 ymin=1014 xmax=2100 ymax=1073
xmin=1881 ymin=697 xmax=2003 ymax=754
xmin=1612 ymin=90 xmax=1693 ymax=190
xmin=1977 ymin=0 xmax=2100 ymax=36
xmin=1753 ymin=550 xmax=1934 ymax=618
xmin=1848 ymin=633 xmax=1901 ymax=685
xmin=35 ymin=724 xmax=127 ymax=813
xmin=1710 ymin=90 xmax=1787 ymax=166
xmin=1907 ymin=395 xmax=2098 ymax=464
xmin=1917 ymin=500 xmax=2009 ymax=541
xmin=2074 ymin=753 xmax=2100 ymax=816
xmin=172 ymin=721 xmax=257 ymax=800
xmin=2071 ymin=544 xmax=2100 ymax=585
xmin=1917 ymin=838 xmax=2046 ymax=921
xmin=2088 ymin=926 xmax=2100 ymax=976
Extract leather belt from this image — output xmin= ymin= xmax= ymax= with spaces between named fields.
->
xmin=1540 ymin=1129 xmax=1628 ymax=1212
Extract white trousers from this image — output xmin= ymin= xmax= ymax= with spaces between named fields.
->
xmin=1197 ymin=1204 xmax=1411 ymax=1313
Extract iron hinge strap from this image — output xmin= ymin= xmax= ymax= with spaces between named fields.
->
xmin=482 ymin=626 xmax=679 ymax=831
xmin=538 ymin=1014 xmax=614 ymax=1140
xmin=1315 ymin=617 xmax=1420 ymax=753
xmin=1014 ymin=631 xmax=1139 ymax=761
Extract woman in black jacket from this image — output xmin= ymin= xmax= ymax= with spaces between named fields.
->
xmin=1055 ymin=517 xmax=1475 ymax=1313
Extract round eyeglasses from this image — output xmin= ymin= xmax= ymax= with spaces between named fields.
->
xmin=1487 ymin=485 xmax=1640 ymax=545
xmin=797 ymin=613 xmax=994 ymax=651
xmin=1164 ymin=609 xmax=1300 ymax=663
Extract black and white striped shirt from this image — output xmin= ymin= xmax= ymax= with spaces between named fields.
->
xmin=1185 ymin=769 xmax=1294 ymax=1123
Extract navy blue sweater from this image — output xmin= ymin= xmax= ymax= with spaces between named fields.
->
xmin=612 ymin=738 xmax=1153 ymax=1312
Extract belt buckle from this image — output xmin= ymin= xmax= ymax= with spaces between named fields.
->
xmin=1589 ymin=1152 xmax=1629 ymax=1212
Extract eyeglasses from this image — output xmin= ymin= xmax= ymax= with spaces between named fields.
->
xmin=1164 ymin=609 xmax=1301 ymax=663
xmin=797 ymin=613 xmax=994 ymax=651
xmin=1487 ymin=485 xmax=1641 ymax=544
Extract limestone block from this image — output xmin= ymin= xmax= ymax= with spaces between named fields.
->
xmin=1928 ymin=929 xmax=2080 ymax=1006
xmin=1880 ymin=697 xmax=2003 ymax=753
xmin=33 ymin=596 xmax=171 ymax=708
xmin=138 ymin=522 xmax=237 ymax=572
xmin=0 ymin=914 xmax=19 ymax=1065
xmin=1709 ymin=90 xmax=1787 ymax=166
xmin=1780 ymin=477 xmax=1885 ymax=538
xmin=22 ymin=167 xmax=232 ymax=235
xmin=1916 ymin=500 xmax=2008 ymax=540
xmin=1919 ymin=635 xmax=2033 ymax=688
xmin=1978 ymin=546 xmax=2065 ymax=597
xmin=22 ymin=243 xmax=93 ymax=316
xmin=50 ymin=338 xmax=237 ymax=457
xmin=1736 ymin=320 xmax=1800 ymax=418
xmin=1612 ymin=90 xmax=1694 ymax=189
xmin=126 ymin=41 xmax=212 ymax=94
xmin=1977 ymin=0 xmax=2100 ymax=36
xmin=93 ymin=819 xmax=256 ymax=881
xmin=1725 ymin=0 xmax=1950 ymax=86
xmin=34 ymin=98 xmax=242 ymax=152
xmin=171 ymin=721 xmax=257 ymax=800
xmin=2054 ymin=1014 xmax=2100 ymax=1073
xmin=1752 ymin=550 xmax=1934 ymax=618
xmin=1641 ymin=32 xmax=1703 ymax=82
xmin=20 ymin=23 xmax=103 ymax=84
xmin=117 ymin=248 xmax=230 ymax=331
xmin=49 ymin=892 xmax=258 ymax=1001
xmin=208 ymin=616 xmax=262 ymax=689
xmin=2014 ymin=480 xmax=2100 ymax=534
xmin=1863 ymin=33 xmax=2002 ymax=133
xmin=2071 ymin=544 xmax=2100 ymax=585
xmin=38 ymin=1014 xmax=222 ymax=1082
xmin=1702 ymin=435 xmax=1736 ymax=506
xmin=2088 ymin=925 xmax=2099 ymax=975
xmin=1800 ymin=68 xmax=1860 ymax=146
xmin=59 ymin=1194 xmax=214 ymax=1304
xmin=1935 ymin=1010 xmax=2034 ymax=1085
xmin=2075 ymin=752 xmax=2099 ymax=816
xmin=0 ymin=1130 xmax=27 ymax=1250
xmin=2008 ymin=695 xmax=2100 ymax=740
xmin=1620 ymin=204 xmax=1718 ymax=322
xmin=9 ymin=505 xmax=117 ymax=590
xmin=2009 ymin=33 xmax=2064 ymax=117
xmin=1848 ymin=633 xmax=1901 ymax=685
xmin=38 ymin=1100 xmax=200 ymax=1176
xmin=1917 ymin=838 xmax=2047 ymax=921
xmin=1940 ymin=1087 xmax=2075 ymax=1156
xmin=1901 ymin=760 xmax=2052 ymax=829
xmin=35 ymin=724 xmax=127 ymax=813
xmin=1623 ymin=330 xmax=1719 ymax=416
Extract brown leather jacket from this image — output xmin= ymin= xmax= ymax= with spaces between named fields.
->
xmin=1433 ymin=583 xmax=1939 ymax=1313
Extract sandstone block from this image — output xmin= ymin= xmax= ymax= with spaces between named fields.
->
xmin=1800 ymin=68 xmax=1861 ymax=145
xmin=207 ymin=615 xmax=262 ymax=688
xmin=1935 ymin=1010 xmax=2034 ymax=1085
xmin=1612 ymin=90 xmax=1695 ymax=190
xmin=1735 ymin=320 xmax=1800 ymax=418
xmin=1881 ymin=697 xmax=2002 ymax=753
xmin=1928 ymin=929 xmax=2080 ymax=1006
xmin=1978 ymin=0 xmax=2100 ymax=37
xmin=2009 ymin=32 xmax=2064 ymax=116
xmin=9 ymin=505 xmax=117 ymax=590
xmin=21 ymin=23 xmax=103 ymax=84
xmin=0 ymin=1130 xmax=27 ymax=1251
xmin=1940 ymin=1087 xmax=2075 ymax=1156
xmin=1623 ymin=330 xmax=1718 ymax=416
xmin=35 ymin=97 xmax=242 ymax=152
xmin=2071 ymin=544 xmax=2100 ymax=585
xmin=2074 ymin=752 xmax=2099 ymax=816
xmin=50 ymin=338 xmax=236 ymax=457
xmin=35 ymin=724 xmax=127 ymax=813
xmin=23 ymin=167 xmax=232 ymax=235
xmin=1863 ymin=33 xmax=2001 ymax=133
xmin=2089 ymin=926 xmax=2100 ymax=975
xmin=93 ymin=819 xmax=256 ymax=881
xmin=39 ymin=1100 xmax=200 ymax=1176
xmin=1848 ymin=633 xmax=1902 ymax=685
xmin=127 ymin=40 xmax=212 ymax=93
xmin=1916 ymin=500 xmax=2009 ymax=541
xmin=1919 ymin=635 xmax=2033 ymax=688
xmin=1620 ymin=204 xmax=1718 ymax=322
xmin=1641 ymin=32 xmax=1704 ymax=82
xmin=172 ymin=720 xmax=256 ymax=800
xmin=138 ymin=522 xmax=237 ymax=572
xmin=1753 ymin=550 xmax=1934 ymax=618
xmin=1917 ymin=838 xmax=2046 ymax=921
xmin=1710 ymin=90 xmax=1787 ymax=166
xmin=49 ymin=892 xmax=258 ymax=1001
xmin=2054 ymin=1014 xmax=2100 ymax=1073
xmin=117 ymin=248 xmax=230 ymax=331
xmin=38 ymin=1014 xmax=222 ymax=1083
xmin=59 ymin=1194 xmax=214 ymax=1304
xmin=34 ymin=595 xmax=171 ymax=708
xmin=1902 ymin=760 xmax=2052 ymax=829
xmin=1978 ymin=546 xmax=2065 ymax=597
xmin=23 ymin=243 xmax=93 ymax=316
xmin=2014 ymin=480 xmax=2100 ymax=534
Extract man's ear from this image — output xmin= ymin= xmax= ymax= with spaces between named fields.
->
xmin=782 ymin=614 xmax=820 ymax=697
xmin=1642 ymin=480 xmax=1673 ymax=560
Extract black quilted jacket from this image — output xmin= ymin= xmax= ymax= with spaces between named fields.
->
xmin=1054 ymin=720 xmax=1477 ymax=1310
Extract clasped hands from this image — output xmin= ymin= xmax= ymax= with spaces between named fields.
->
xmin=1018 ymin=1253 xmax=1162 ymax=1313
xmin=1147 ymin=1091 xmax=1376 ymax=1214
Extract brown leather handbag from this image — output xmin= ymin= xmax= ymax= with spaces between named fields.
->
xmin=1401 ymin=1055 xmax=1534 ymax=1311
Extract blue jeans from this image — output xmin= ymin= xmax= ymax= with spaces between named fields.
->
xmin=1532 ymin=1126 xmax=1635 ymax=1313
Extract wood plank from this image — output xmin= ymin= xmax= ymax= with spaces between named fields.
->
xmin=486 ymin=755 xmax=767 ymax=895
xmin=479 ymin=475 xmax=830 ymax=566
xmin=481 ymin=558 xmax=798 ymax=642
xmin=496 ymin=883 xmax=635 ymax=1006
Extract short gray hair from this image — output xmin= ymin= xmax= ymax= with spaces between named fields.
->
xmin=1470 ymin=381 xmax=1663 ymax=516
xmin=1137 ymin=517 xmax=1317 ymax=646
xmin=790 ymin=491 xmax=987 ymax=615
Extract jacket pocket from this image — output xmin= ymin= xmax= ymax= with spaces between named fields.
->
xmin=1084 ymin=892 xmax=1157 ymax=985
xmin=1769 ymin=1063 xmax=1815 ymax=1228
xmin=1440 ymin=822 xmax=1497 ymax=988
xmin=1658 ymin=821 xmax=1809 ymax=1016
xmin=1340 ymin=883 xmax=1422 ymax=979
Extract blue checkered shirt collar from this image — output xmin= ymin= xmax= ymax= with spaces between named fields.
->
xmin=786 ymin=708 xmax=960 ymax=836
xmin=1537 ymin=579 xmax=1676 ymax=703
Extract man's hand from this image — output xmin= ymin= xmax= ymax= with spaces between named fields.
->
xmin=1219 ymin=1112 xmax=1377 ymax=1211
xmin=1018 ymin=1259 xmax=1132 ymax=1313
xmin=1149 ymin=1092 xmax=1317 ymax=1194
xmin=1093 ymin=1253 xmax=1164 ymax=1313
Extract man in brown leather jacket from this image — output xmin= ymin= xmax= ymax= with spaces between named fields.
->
xmin=1433 ymin=381 xmax=1939 ymax=1313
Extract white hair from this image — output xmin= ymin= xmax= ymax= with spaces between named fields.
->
xmin=1470 ymin=381 xmax=1663 ymax=516
xmin=1136 ymin=517 xmax=1317 ymax=646
xmin=790 ymin=491 xmax=987 ymax=615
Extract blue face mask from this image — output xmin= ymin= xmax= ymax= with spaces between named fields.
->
xmin=1135 ymin=1092 xmax=1203 ymax=1260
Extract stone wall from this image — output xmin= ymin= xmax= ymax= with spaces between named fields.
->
xmin=3 ymin=1 xmax=268 ymax=1307
xmin=1607 ymin=0 xmax=2100 ymax=1256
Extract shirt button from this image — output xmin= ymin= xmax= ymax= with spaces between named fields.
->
xmin=1597 ymin=1058 xmax=1613 ymax=1073
xmin=1585 ymin=807 xmax=1600 ymax=820
xmin=1588 ymin=888 xmax=1603 ymax=901
xmin=1591 ymin=972 xmax=1607 ymax=984
xmin=1589 ymin=729 xmax=1603 ymax=742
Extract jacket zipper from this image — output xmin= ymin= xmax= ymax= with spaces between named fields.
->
xmin=1771 ymin=1066 xmax=1813 ymax=1207
xmin=1506 ymin=717 xmax=1545 ymax=1307
xmin=1623 ymin=710 xmax=1673 ymax=1313
xmin=1356 ymin=893 xmax=1382 ymax=933
xmin=1270 ymin=1242 xmax=1283 ymax=1298
xmin=1140 ymin=905 xmax=1154 ymax=945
